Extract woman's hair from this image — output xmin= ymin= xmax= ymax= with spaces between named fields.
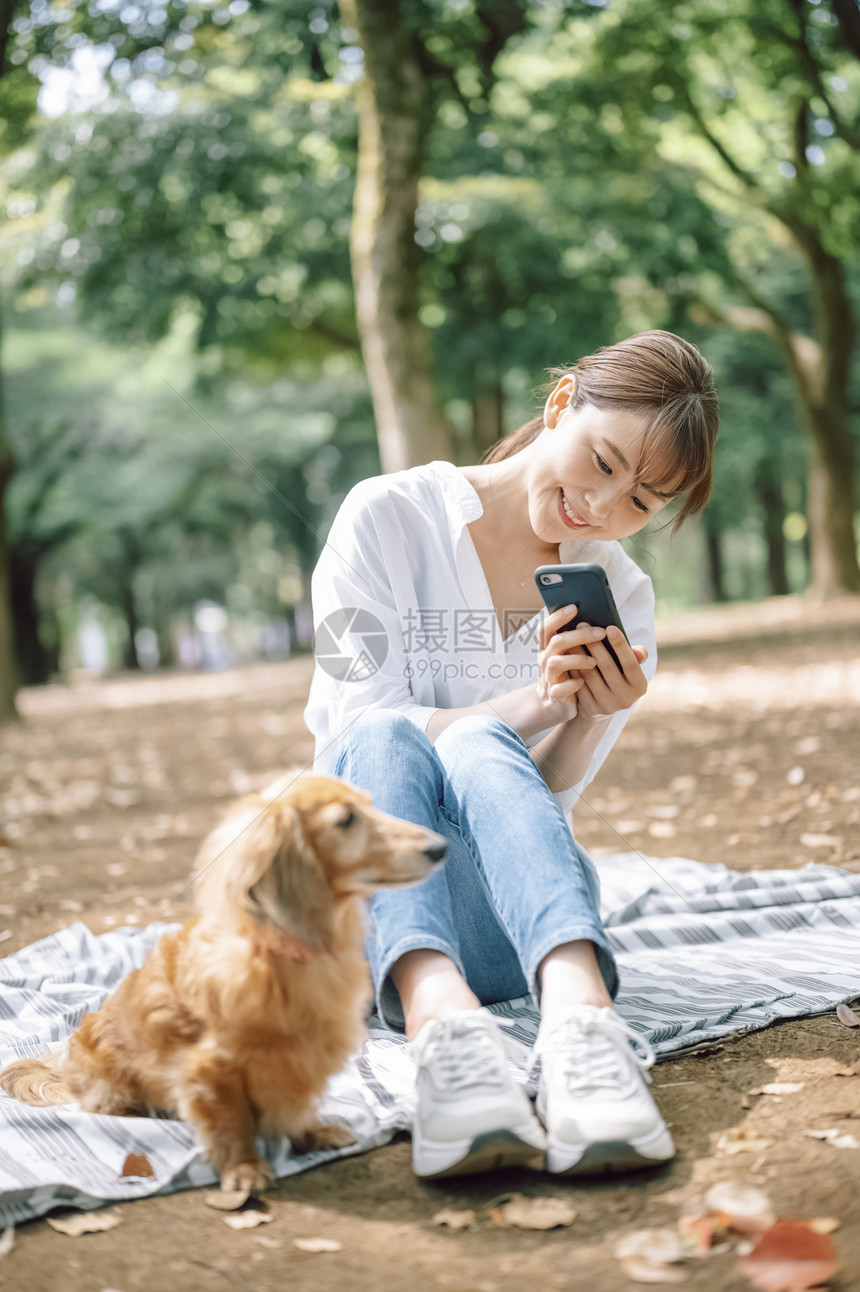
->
xmin=481 ymin=330 xmax=719 ymax=533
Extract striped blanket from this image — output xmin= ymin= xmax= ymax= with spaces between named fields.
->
xmin=2 ymin=852 xmax=859 ymax=1227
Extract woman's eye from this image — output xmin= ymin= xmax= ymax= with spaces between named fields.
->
xmin=595 ymin=453 xmax=612 ymax=475
xmin=337 ymin=810 xmax=356 ymax=830
xmin=632 ymin=496 xmax=649 ymax=513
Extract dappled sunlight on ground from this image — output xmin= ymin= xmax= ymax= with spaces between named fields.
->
xmin=1 ymin=595 xmax=859 ymax=1290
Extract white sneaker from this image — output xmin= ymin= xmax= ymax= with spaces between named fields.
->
xmin=409 ymin=1008 xmax=547 ymax=1179
xmin=531 ymin=1004 xmax=675 ymax=1175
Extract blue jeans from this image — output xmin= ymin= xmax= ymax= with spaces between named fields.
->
xmin=327 ymin=710 xmax=619 ymax=1031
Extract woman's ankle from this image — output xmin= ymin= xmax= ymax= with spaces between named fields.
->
xmin=538 ymin=940 xmax=614 ymax=1018
xmin=391 ymin=949 xmax=480 ymax=1041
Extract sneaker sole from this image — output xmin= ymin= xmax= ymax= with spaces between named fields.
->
xmin=547 ymin=1124 xmax=675 ymax=1176
xmin=414 ymin=1128 xmax=546 ymax=1180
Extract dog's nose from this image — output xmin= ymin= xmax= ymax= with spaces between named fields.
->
xmin=424 ymin=839 xmax=448 ymax=864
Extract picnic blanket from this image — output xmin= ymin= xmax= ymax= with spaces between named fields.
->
xmin=2 ymin=852 xmax=860 ymax=1227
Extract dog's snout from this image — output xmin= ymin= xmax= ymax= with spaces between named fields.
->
xmin=424 ymin=838 xmax=448 ymax=865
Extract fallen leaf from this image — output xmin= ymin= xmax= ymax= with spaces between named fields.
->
xmin=223 ymin=1210 xmax=273 ymax=1230
xmin=489 ymin=1194 xmax=576 ymax=1230
xmin=620 ymin=1257 xmax=687 ymax=1283
xmin=808 ymin=1218 xmax=840 ymax=1235
xmin=704 ymin=1182 xmax=774 ymax=1234
xmin=204 ymin=1188 xmax=252 ymax=1211
xmin=121 ymin=1152 xmax=154 ymax=1178
xmin=293 ymin=1237 xmax=343 ymax=1253
xmin=751 ymin=1083 xmax=804 ymax=1096
xmin=800 ymin=833 xmax=841 ymax=850
xmin=836 ymin=1004 xmax=860 ymax=1028
xmin=803 ymin=1128 xmax=860 ymax=1149
xmin=715 ymin=1128 xmax=774 ymax=1156
xmin=616 ymin=1229 xmax=685 ymax=1264
xmin=433 ymin=1208 xmax=476 ymax=1231
xmin=833 ymin=1063 xmax=860 ymax=1077
xmin=47 ymin=1210 xmax=122 ymax=1237
xmin=739 ymin=1219 xmax=840 ymax=1291
xmin=678 ymin=1213 xmax=726 ymax=1257
xmin=0 ymin=1228 xmax=14 ymax=1260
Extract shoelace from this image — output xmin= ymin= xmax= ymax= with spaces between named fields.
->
xmin=417 ymin=1013 xmax=511 ymax=1093
xmin=527 ymin=1008 xmax=656 ymax=1094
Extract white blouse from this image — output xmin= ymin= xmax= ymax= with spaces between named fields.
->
xmin=302 ymin=458 xmax=657 ymax=829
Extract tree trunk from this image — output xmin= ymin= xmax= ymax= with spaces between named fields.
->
xmin=120 ymin=580 xmax=140 ymax=670
xmin=154 ymin=618 xmax=175 ymax=670
xmin=754 ymin=467 xmax=790 ymax=597
xmin=797 ymin=238 xmax=860 ymax=596
xmin=0 ymin=322 xmax=18 ymax=721
xmin=698 ymin=253 xmax=859 ymax=597
xmin=470 ymin=375 xmax=506 ymax=462
xmin=340 ymin=0 xmax=452 ymax=473
xmin=9 ymin=547 xmax=50 ymax=684
xmin=702 ymin=508 xmax=727 ymax=603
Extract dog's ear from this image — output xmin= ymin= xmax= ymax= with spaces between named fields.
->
xmin=241 ymin=802 xmax=335 ymax=955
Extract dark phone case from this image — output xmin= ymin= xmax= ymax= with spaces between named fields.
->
xmin=534 ymin=563 xmax=628 ymax=670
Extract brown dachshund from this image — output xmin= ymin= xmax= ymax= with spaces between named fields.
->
xmin=0 ymin=775 xmax=446 ymax=1193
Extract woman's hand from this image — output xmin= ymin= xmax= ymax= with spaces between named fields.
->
xmin=535 ymin=604 xmax=606 ymax=724
xmin=574 ymin=625 xmax=649 ymax=720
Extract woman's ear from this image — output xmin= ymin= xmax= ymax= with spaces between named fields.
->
xmin=543 ymin=373 xmax=577 ymax=429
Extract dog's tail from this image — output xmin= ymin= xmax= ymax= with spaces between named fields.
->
xmin=0 ymin=1053 xmax=73 ymax=1106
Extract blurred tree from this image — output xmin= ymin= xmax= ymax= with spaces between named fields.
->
xmin=340 ymin=0 xmax=548 ymax=471
xmin=0 ymin=0 xmax=38 ymax=718
xmin=2 ymin=0 xmax=842 ymax=642
xmin=591 ymin=0 xmax=860 ymax=595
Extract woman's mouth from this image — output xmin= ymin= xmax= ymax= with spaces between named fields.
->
xmin=558 ymin=488 xmax=590 ymax=530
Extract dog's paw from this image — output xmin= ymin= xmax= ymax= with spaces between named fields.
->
xmin=219 ymin=1159 xmax=273 ymax=1195
xmin=292 ymin=1122 xmax=358 ymax=1154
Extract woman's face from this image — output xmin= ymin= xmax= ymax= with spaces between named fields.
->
xmin=528 ymin=375 xmax=677 ymax=545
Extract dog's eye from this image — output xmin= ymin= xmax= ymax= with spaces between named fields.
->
xmin=337 ymin=810 xmax=357 ymax=830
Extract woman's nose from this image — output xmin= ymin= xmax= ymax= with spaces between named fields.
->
xmin=584 ymin=485 xmax=613 ymax=519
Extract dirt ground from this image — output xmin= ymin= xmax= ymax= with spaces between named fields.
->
xmin=1 ymin=593 xmax=859 ymax=1292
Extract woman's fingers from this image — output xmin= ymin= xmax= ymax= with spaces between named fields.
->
xmin=540 ymin=621 xmax=607 ymax=656
xmin=550 ymin=675 xmax=585 ymax=697
xmin=538 ymin=603 xmax=577 ymax=648
xmin=604 ymin=626 xmax=645 ymax=671
xmin=588 ymin=629 xmax=647 ymax=699
xmin=546 ymin=651 xmax=596 ymax=684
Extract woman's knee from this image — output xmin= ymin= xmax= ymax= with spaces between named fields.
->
xmin=328 ymin=707 xmax=435 ymax=776
xmin=434 ymin=713 xmax=519 ymax=758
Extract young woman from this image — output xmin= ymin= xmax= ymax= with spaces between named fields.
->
xmin=303 ymin=330 xmax=719 ymax=1180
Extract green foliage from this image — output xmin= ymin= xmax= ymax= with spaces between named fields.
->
xmin=1 ymin=0 xmax=857 ymax=672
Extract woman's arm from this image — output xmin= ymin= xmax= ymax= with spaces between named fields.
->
xmin=527 ymin=711 xmax=614 ymax=793
xmin=424 ymin=681 xmax=612 ymax=792
xmin=424 ymin=611 xmax=608 ymax=745
xmin=424 ymin=681 xmax=553 ymax=745
xmin=530 ymin=627 xmax=650 ymax=794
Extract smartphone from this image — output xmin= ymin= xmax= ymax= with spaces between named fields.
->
xmin=534 ymin=563 xmax=628 ymax=671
